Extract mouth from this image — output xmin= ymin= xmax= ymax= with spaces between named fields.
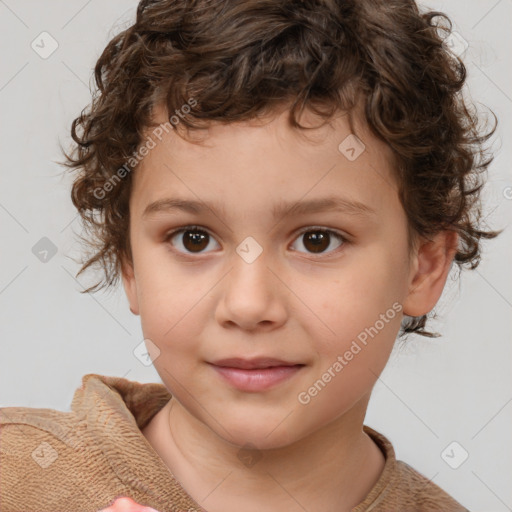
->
xmin=208 ymin=358 xmax=305 ymax=392
xmin=211 ymin=357 xmax=303 ymax=370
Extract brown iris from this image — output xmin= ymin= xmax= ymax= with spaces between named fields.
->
xmin=302 ymin=231 xmax=330 ymax=253
xmin=182 ymin=229 xmax=209 ymax=252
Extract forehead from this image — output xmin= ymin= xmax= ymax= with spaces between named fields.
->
xmin=131 ymin=101 xmax=399 ymax=221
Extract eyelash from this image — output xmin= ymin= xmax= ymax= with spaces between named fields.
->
xmin=163 ymin=225 xmax=348 ymax=258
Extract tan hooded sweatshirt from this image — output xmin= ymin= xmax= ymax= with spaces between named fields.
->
xmin=0 ymin=373 xmax=469 ymax=511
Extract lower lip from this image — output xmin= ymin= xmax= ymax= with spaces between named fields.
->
xmin=210 ymin=364 xmax=303 ymax=392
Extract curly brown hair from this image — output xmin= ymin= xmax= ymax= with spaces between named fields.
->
xmin=63 ymin=0 xmax=501 ymax=338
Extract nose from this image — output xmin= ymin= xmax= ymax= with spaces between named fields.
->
xmin=215 ymin=248 xmax=288 ymax=332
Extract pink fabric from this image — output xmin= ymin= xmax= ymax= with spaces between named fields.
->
xmin=100 ymin=497 xmax=160 ymax=512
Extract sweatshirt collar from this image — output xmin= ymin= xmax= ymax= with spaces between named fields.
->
xmin=71 ymin=373 xmax=204 ymax=511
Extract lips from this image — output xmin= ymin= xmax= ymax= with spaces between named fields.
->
xmin=208 ymin=357 xmax=305 ymax=392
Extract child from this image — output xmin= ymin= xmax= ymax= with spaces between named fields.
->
xmin=0 ymin=0 xmax=501 ymax=510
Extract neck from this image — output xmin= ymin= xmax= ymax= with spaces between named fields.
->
xmin=145 ymin=393 xmax=385 ymax=512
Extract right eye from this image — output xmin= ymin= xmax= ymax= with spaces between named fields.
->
xmin=165 ymin=225 xmax=221 ymax=255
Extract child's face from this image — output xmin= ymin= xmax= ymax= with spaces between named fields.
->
xmin=123 ymin=102 xmax=422 ymax=448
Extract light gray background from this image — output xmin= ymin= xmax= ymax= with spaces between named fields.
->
xmin=0 ymin=1 xmax=510 ymax=510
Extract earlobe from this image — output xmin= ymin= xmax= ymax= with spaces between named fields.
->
xmin=402 ymin=231 xmax=458 ymax=317
xmin=121 ymin=259 xmax=140 ymax=316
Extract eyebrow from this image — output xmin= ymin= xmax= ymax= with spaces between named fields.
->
xmin=142 ymin=195 xmax=376 ymax=220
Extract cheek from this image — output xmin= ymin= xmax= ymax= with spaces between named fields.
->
xmin=135 ymin=268 xmax=209 ymax=361
xmin=295 ymin=304 xmax=400 ymax=429
xmin=306 ymin=254 xmax=404 ymax=346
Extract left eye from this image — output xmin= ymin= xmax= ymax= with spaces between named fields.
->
xmin=290 ymin=228 xmax=346 ymax=255
xmin=165 ymin=226 xmax=346 ymax=256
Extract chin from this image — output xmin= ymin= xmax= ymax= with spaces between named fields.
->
xmin=207 ymin=413 xmax=307 ymax=451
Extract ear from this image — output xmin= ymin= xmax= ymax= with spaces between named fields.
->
xmin=402 ymin=230 xmax=459 ymax=317
xmin=121 ymin=257 xmax=140 ymax=316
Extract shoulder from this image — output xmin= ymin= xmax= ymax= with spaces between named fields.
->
xmin=391 ymin=460 xmax=470 ymax=512
xmin=361 ymin=425 xmax=470 ymax=512
xmin=0 ymin=404 xmax=123 ymax=511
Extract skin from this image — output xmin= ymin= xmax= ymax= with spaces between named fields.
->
xmin=122 ymin=100 xmax=458 ymax=512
